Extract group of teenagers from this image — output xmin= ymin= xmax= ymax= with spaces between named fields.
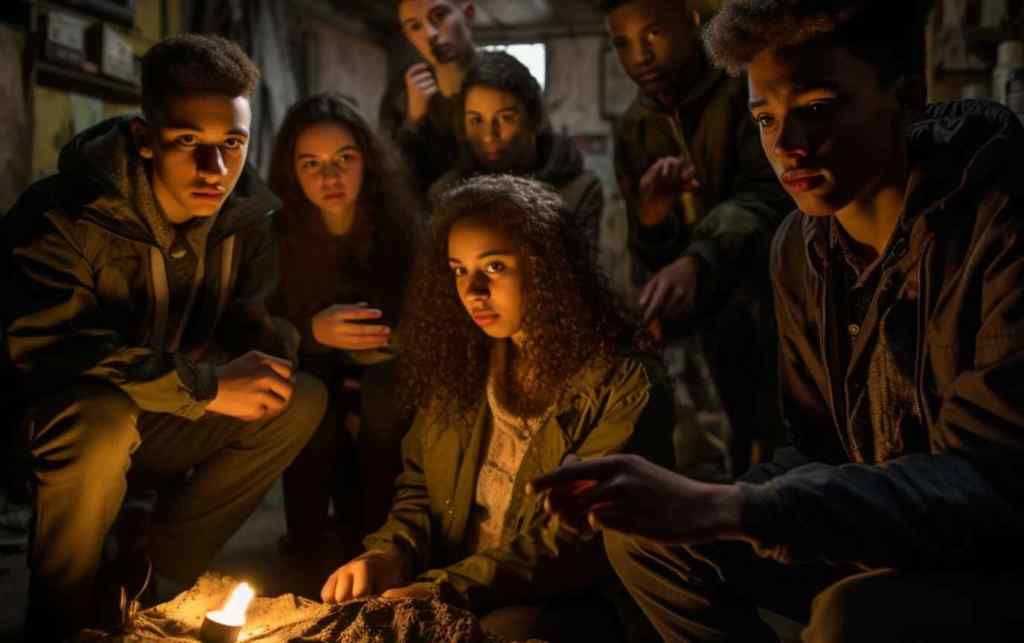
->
xmin=5 ymin=0 xmax=1024 ymax=641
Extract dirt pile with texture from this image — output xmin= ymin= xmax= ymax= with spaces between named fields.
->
xmin=79 ymin=573 xmax=520 ymax=642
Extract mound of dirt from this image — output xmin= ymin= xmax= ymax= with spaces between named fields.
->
xmin=78 ymin=573 xmax=531 ymax=643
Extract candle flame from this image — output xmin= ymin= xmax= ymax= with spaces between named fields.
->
xmin=207 ymin=582 xmax=254 ymax=627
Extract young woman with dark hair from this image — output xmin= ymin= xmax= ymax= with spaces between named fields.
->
xmin=430 ymin=51 xmax=605 ymax=249
xmin=268 ymin=93 xmax=421 ymax=572
xmin=320 ymin=174 xmax=674 ymax=641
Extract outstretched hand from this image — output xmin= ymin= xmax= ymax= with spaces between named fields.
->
xmin=528 ymin=454 xmax=743 ymax=544
xmin=312 ymin=303 xmax=391 ymax=351
xmin=639 ymin=255 xmax=703 ymax=324
xmin=638 ymin=156 xmax=700 ymax=227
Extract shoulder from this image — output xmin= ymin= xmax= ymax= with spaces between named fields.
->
xmin=770 ymin=209 xmax=812 ymax=284
xmin=569 ymin=349 xmax=666 ymax=410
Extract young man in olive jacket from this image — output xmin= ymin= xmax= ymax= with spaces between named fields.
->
xmin=3 ymin=35 xmax=326 ymax=640
xmin=534 ymin=1 xmax=1024 ymax=641
xmin=602 ymin=0 xmax=793 ymax=479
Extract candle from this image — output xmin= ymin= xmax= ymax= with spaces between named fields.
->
xmin=200 ymin=582 xmax=254 ymax=643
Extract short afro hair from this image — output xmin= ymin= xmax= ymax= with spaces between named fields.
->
xmin=597 ymin=0 xmax=689 ymax=14
xmin=461 ymin=50 xmax=545 ymax=127
xmin=140 ymin=34 xmax=260 ymax=122
xmin=703 ymin=0 xmax=933 ymax=85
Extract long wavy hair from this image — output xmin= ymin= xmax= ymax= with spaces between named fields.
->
xmin=400 ymin=174 xmax=647 ymax=422
xmin=268 ymin=94 xmax=420 ymax=319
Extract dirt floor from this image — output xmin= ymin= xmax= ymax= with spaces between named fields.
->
xmin=0 ymin=481 xmax=803 ymax=643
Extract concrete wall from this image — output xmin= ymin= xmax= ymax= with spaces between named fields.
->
xmin=304 ymin=17 xmax=389 ymax=128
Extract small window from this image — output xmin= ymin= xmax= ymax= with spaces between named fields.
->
xmin=481 ymin=42 xmax=547 ymax=90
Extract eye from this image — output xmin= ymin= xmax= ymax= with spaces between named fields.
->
xmin=647 ymin=28 xmax=663 ymax=40
xmin=406 ymin=20 xmax=422 ymax=33
xmin=803 ymin=101 xmax=835 ymax=119
xmin=484 ymin=261 xmax=506 ymax=275
xmin=302 ymin=159 xmax=321 ymax=170
xmin=466 ymin=115 xmax=482 ymax=126
xmin=175 ymin=134 xmax=197 ymax=148
xmin=752 ymin=113 xmax=775 ymax=130
xmin=451 ymin=265 xmax=468 ymax=278
xmin=340 ymin=152 xmax=358 ymax=163
xmin=500 ymin=113 xmax=518 ymax=125
xmin=612 ymin=38 xmax=628 ymax=51
xmin=223 ymin=138 xmax=245 ymax=150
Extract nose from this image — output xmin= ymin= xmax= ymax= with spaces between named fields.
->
xmin=426 ymin=22 xmax=440 ymax=43
xmin=632 ymin=41 xmax=654 ymax=69
xmin=487 ymin=118 xmax=502 ymax=142
xmin=465 ymin=270 xmax=490 ymax=301
xmin=321 ymin=161 xmax=342 ymax=181
xmin=773 ymin=115 xmax=811 ymax=159
xmin=195 ymin=145 xmax=227 ymax=178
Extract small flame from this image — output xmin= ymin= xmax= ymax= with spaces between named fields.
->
xmin=207 ymin=582 xmax=254 ymax=627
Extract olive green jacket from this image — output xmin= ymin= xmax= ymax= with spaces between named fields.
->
xmin=363 ymin=352 xmax=674 ymax=610
xmin=3 ymin=117 xmax=289 ymax=418
xmin=614 ymin=49 xmax=792 ymax=316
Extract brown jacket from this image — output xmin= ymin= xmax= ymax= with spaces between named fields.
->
xmin=741 ymin=101 xmax=1024 ymax=570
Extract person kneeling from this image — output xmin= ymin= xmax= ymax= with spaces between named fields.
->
xmin=320 ymin=175 xmax=674 ymax=642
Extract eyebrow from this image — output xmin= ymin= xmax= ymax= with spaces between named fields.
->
xmin=296 ymin=145 xmax=360 ymax=160
xmin=749 ymin=82 xmax=841 ymax=110
xmin=448 ymin=250 xmax=516 ymax=262
xmin=163 ymin=121 xmax=249 ymax=137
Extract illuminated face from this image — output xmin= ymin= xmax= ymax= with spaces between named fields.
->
xmin=747 ymin=44 xmax=904 ymax=216
xmin=139 ymin=92 xmax=251 ymax=224
xmin=399 ymin=0 xmax=475 ymax=66
xmin=607 ymin=0 xmax=701 ymax=101
xmin=448 ymin=216 xmax=526 ymax=343
xmin=293 ymin=122 xmax=365 ymax=225
xmin=464 ymin=85 xmax=537 ymax=173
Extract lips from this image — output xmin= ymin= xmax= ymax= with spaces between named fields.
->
xmin=323 ymin=192 xmax=347 ymax=201
xmin=780 ymin=169 xmax=826 ymax=194
xmin=191 ymin=189 xmax=224 ymax=200
xmin=471 ymin=310 xmax=499 ymax=326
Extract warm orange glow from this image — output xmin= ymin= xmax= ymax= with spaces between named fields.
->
xmin=206 ymin=582 xmax=254 ymax=627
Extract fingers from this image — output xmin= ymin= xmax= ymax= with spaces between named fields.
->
xmin=527 ymin=455 xmax=625 ymax=495
xmin=350 ymin=566 xmax=370 ymax=599
xmin=642 ymin=278 xmax=669 ymax=324
xmin=334 ymin=306 xmax=384 ymax=322
xmin=259 ymin=374 xmax=293 ymax=407
xmin=258 ymin=352 xmax=295 ymax=381
xmin=321 ymin=569 xmax=341 ymax=603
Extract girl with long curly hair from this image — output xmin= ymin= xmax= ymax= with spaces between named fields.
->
xmin=320 ymin=174 xmax=674 ymax=641
xmin=267 ymin=94 xmax=420 ymax=574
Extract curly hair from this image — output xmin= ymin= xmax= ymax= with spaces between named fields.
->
xmin=399 ymin=174 xmax=645 ymax=422
xmin=268 ymin=93 xmax=421 ymax=319
xmin=141 ymin=34 xmax=259 ymax=122
xmin=703 ymin=0 xmax=932 ymax=84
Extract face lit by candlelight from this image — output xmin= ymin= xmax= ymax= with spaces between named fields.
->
xmin=447 ymin=216 xmax=526 ymax=344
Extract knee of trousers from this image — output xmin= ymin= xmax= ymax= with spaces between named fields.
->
xmin=804 ymin=573 xmax=893 ymax=643
xmin=28 ymin=382 xmax=140 ymax=484
xmin=271 ymin=371 xmax=329 ymax=445
xmin=603 ymin=529 xmax=655 ymax=581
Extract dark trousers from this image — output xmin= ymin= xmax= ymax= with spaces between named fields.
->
xmin=605 ymin=532 xmax=1024 ymax=642
xmin=479 ymin=591 xmax=625 ymax=643
xmin=282 ymin=358 xmax=409 ymax=556
xmin=24 ymin=374 xmax=327 ymax=638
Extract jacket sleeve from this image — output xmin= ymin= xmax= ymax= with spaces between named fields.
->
xmin=214 ymin=217 xmax=297 ymax=362
xmin=418 ymin=357 xmax=677 ymax=610
xmin=362 ymin=410 xmax=434 ymax=576
xmin=575 ymin=176 xmax=605 ymax=254
xmin=739 ymin=204 xmax=1024 ymax=571
xmin=6 ymin=217 xmax=215 ymax=419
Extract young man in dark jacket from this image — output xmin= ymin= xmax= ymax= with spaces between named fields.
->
xmin=379 ymin=0 xmax=477 ymax=192
xmin=533 ymin=1 xmax=1024 ymax=641
xmin=602 ymin=0 xmax=793 ymax=478
xmin=4 ymin=35 xmax=326 ymax=640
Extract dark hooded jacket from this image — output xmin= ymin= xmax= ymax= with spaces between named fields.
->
xmin=739 ymin=101 xmax=1024 ymax=571
xmin=429 ymin=130 xmax=604 ymax=248
xmin=3 ymin=116 xmax=289 ymax=419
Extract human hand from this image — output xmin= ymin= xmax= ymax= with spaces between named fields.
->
xmin=312 ymin=303 xmax=391 ymax=351
xmin=527 ymin=453 xmax=742 ymax=544
xmin=321 ymin=551 xmax=406 ymax=604
xmin=206 ymin=351 xmax=295 ymax=421
xmin=638 ymin=156 xmax=700 ymax=227
xmin=404 ymin=62 xmax=438 ymax=127
xmin=638 ymin=256 xmax=702 ymax=324
xmin=380 ymin=582 xmax=435 ymax=602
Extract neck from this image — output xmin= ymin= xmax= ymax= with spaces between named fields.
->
xmin=435 ymin=51 xmax=474 ymax=97
xmin=834 ymin=150 xmax=910 ymax=256
xmin=320 ymin=206 xmax=357 ymax=236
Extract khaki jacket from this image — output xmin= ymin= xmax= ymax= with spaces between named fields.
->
xmin=364 ymin=352 xmax=674 ymax=610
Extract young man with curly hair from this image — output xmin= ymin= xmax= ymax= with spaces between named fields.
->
xmin=3 ymin=34 xmax=327 ymax=640
xmin=601 ymin=0 xmax=794 ymax=480
xmin=380 ymin=0 xmax=477 ymax=192
xmin=534 ymin=0 xmax=1024 ymax=641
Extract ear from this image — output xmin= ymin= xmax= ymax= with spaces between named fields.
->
xmin=130 ymin=117 xmax=155 ymax=160
xmin=692 ymin=9 xmax=701 ymax=27
xmin=463 ymin=2 xmax=475 ymax=23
